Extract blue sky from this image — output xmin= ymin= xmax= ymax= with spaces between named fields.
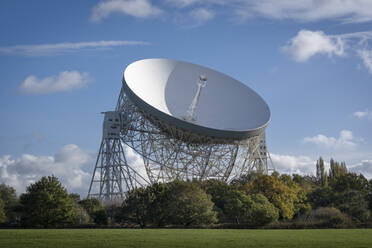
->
xmin=0 ymin=0 xmax=371 ymax=195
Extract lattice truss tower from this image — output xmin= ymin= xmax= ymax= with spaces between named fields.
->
xmin=88 ymin=83 xmax=273 ymax=202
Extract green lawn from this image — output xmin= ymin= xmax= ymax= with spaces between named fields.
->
xmin=0 ymin=229 xmax=371 ymax=248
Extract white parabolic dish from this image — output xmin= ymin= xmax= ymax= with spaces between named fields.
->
xmin=122 ymin=58 xmax=270 ymax=140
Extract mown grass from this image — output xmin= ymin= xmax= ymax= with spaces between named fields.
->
xmin=0 ymin=229 xmax=371 ymax=248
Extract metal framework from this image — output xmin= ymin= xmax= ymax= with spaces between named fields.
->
xmin=88 ymin=84 xmax=273 ymax=202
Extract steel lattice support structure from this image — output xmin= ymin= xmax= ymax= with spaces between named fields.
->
xmin=87 ymin=111 xmax=149 ymax=201
xmin=88 ymin=84 xmax=273 ymax=202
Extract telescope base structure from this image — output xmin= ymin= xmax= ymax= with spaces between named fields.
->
xmin=87 ymin=137 xmax=149 ymax=202
xmin=88 ymin=88 xmax=273 ymax=202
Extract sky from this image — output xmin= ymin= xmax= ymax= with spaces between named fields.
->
xmin=0 ymin=0 xmax=371 ymax=196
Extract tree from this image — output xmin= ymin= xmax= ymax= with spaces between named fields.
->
xmin=329 ymin=173 xmax=369 ymax=193
xmin=307 ymin=172 xmax=370 ymax=222
xmin=230 ymin=172 xmax=261 ymax=186
xmin=368 ymin=179 xmax=372 ymax=213
xmin=121 ymin=181 xmax=217 ymax=227
xmin=91 ymin=209 xmax=108 ymax=225
xmin=0 ymin=184 xmax=17 ymax=206
xmin=121 ymin=187 xmax=153 ymax=228
xmin=69 ymin=193 xmax=81 ymax=203
xmin=249 ymin=194 xmax=279 ymax=226
xmin=0 ymin=183 xmax=19 ymax=223
xmin=164 ymin=181 xmax=217 ymax=226
xmin=0 ymin=199 xmax=6 ymax=223
xmin=292 ymin=174 xmax=317 ymax=192
xmin=19 ymin=176 xmax=76 ymax=227
xmin=329 ymin=159 xmax=347 ymax=179
xmin=316 ymin=157 xmax=328 ymax=186
xmin=105 ymin=202 xmax=122 ymax=225
xmin=334 ymin=190 xmax=370 ymax=222
xmin=147 ymin=182 xmax=170 ymax=226
xmin=223 ymin=190 xmax=251 ymax=224
xmin=78 ymin=198 xmax=102 ymax=214
xmin=223 ymin=191 xmax=278 ymax=226
xmin=307 ymin=187 xmax=334 ymax=209
xmin=202 ymin=179 xmax=232 ymax=222
xmin=78 ymin=198 xmax=107 ymax=225
xmin=243 ymin=175 xmax=307 ymax=219
xmin=72 ymin=203 xmax=90 ymax=225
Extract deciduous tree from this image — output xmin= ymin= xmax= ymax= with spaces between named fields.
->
xmin=164 ymin=181 xmax=217 ymax=226
xmin=0 ymin=199 xmax=6 ymax=223
xmin=19 ymin=176 xmax=75 ymax=227
xmin=243 ymin=175 xmax=306 ymax=219
xmin=78 ymin=198 xmax=107 ymax=225
xmin=0 ymin=183 xmax=19 ymax=223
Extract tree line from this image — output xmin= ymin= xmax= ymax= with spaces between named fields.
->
xmin=0 ymin=157 xmax=371 ymax=228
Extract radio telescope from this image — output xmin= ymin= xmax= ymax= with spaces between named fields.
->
xmin=88 ymin=58 xmax=273 ymax=202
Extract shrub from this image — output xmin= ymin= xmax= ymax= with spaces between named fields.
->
xmin=310 ymin=207 xmax=343 ymax=221
xmin=300 ymin=207 xmax=351 ymax=227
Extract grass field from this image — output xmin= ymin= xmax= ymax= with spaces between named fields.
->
xmin=0 ymin=229 xmax=371 ymax=248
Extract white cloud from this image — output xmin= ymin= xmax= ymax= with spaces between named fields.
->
xmin=354 ymin=111 xmax=368 ymax=119
xmin=282 ymin=29 xmax=372 ymax=74
xmin=354 ymin=110 xmax=372 ymax=120
xmin=0 ymin=144 xmax=93 ymax=195
xmin=350 ymin=160 xmax=372 ymax=178
xmin=241 ymin=0 xmax=372 ymax=23
xmin=164 ymin=0 xmax=227 ymax=8
xmin=303 ymin=130 xmax=357 ymax=149
xmin=189 ymin=8 xmax=214 ymax=23
xmin=124 ymin=146 xmax=150 ymax=184
xmin=271 ymin=153 xmax=315 ymax=175
xmin=90 ymin=1 xmax=372 ymax=27
xmin=164 ymin=0 xmax=201 ymax=8
xmin=164 ymin=0 xmax=372 ymax=23
xmin=357 ymin=49 xmax=372 ymax=73
xmin=91 ymin=0 xmax=162 ymax=21
xmin=19 ymin=71 xmax=90 ymax=95
xmin=88 ymin=0 xmax=372 ymax=24
xmin=0 ymin=40 xmax=149 ymax=56
xmin=0 ymin=143 xmax=150 ymax=196
xmin=19 ymin=71 xmax=91 ymax=95
xmin=282 ymin=30 xmax=345 ymax=62
xmin=271 ymin=153 xmax=372 ymax=179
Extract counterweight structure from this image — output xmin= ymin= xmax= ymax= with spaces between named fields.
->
xmin=88 ymin=59 xmax=273 ymax=202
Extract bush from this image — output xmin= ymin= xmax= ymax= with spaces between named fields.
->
xmin=310 ymin=207 xmax=343 ymax=221
xmin=299 ymin=207 xmax=351 ymax=228
xmin=325 ymin=216 xmax=344 ymax=227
